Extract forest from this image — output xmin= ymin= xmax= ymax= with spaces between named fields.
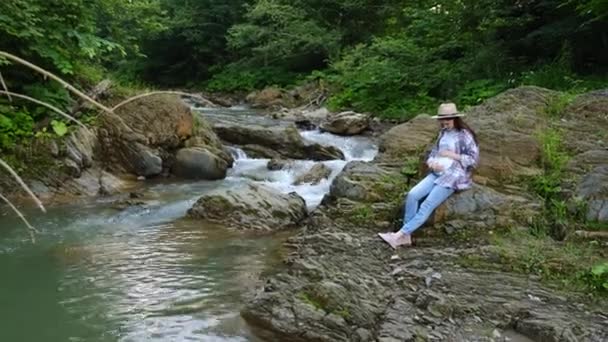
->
xmin=1 ymin=0 xmax=607 ymax=150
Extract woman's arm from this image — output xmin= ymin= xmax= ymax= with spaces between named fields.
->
xmin=426 ymin=132 xmax=442 ymax=164
xmin=458 ymin=130 xmax=479 ymax=170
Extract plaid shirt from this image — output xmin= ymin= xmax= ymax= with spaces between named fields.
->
xmin=427 ymin=128 xmax=479 ymax=191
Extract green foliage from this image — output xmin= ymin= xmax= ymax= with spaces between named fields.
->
xmin=456 ymin=79 xmax=509 ymax=108
xmin=206 ymin=63 xmax=300 ymax=92
xmin=351 ymin=204 xmax=374 ymax=226
xmin=545 ymin=93 xmax=577 ymax=118
xmin=227 ymin=0 xmax=341 ymax=68
xmin=461 ymin=229 xmax=608 ymax=296
xmin=325 ymin=34 xmax=442 ymax=118
xmin=0 ymin=105 xmax=34 ymax=150
xmin=528 ymin=128 xmax=577 ymax=239
xmin=50 ymin=120 xmax=68 ymax=137
xmin=582 ymin=262 xmax=608 ymax=293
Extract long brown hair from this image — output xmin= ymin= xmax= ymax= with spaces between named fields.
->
xmin=454 ymin=117 xmax=478 ymax=144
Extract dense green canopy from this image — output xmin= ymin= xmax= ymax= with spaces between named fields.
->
xmin=1 ymin=0 xmax=607 ymax=149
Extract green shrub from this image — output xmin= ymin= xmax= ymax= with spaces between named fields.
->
xmin=456 ymin=79 xmax=509 ymax=108
xmin=580 ymin=262 xmax=608 ymax=293
xmin=206 ymin=63 xmax=300 ymax=92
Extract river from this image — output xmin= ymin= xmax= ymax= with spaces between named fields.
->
xmin=0 ymin=106 xmax=378 ymax=341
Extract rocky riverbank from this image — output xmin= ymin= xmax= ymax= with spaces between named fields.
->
xmin=2 ymin=84 xmax=606 ymax=341
xmin=240 ymin=86 xmax=608 ymax=341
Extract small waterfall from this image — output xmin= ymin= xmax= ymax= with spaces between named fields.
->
xmin=224 ymin=128 xmax=378 ymax=210
xmin=300 ymin=129 xmax=378 ymax=162
xmin=227 ymin=146 xmax=248 ymax=160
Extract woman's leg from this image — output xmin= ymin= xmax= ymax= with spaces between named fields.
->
xmin=379 ymin=173 xmax=439 ymax=249
xmin=401 ymin=184 xmax=454 ymax=235
xmin=403 ymin=173 xmax=438 ymax=227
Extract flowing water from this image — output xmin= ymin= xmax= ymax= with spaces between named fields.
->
xmin=0 ymin=106 xmax=377 ymax=342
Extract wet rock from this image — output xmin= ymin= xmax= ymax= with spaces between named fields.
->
xmin=320 ymin=111 xmax=370 ymax=136
xmin=63 ymin=158 xmax=81 ymax=178
xmin=172 ymin=147 xmax=228 ymax=180
xmin=295 ymin=119 xmax=317 ymax=130
xmin=294 ymin=163 xmax=332 ymax=185
xmin=187 ymin=182 xmax=307 ymax=231
xmin=246 ymin=87 xmax=284 ymax=109
xmin=327 ymin=161 xmax=391 ymax=202
xmin=273 ymin=107 xmax=331 ymax=129
xmin=185 ymin=114 xmax=232 ymax=165
xmin=66 ymin=126 xmax=97 ymax=168
xmin=241 ymin=144 xmax=283 ymax=159
xmin=575 ymin=165 xmax=608 ymax=222
xmin=59 ymin=169 xmax=132 ymax=197
xmin=267 ymin=158 xmax=294 ymax=171
xmin=213 ymin=123 xmax=344 ymax=161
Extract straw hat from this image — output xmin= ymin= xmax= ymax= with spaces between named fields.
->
xmin=431 ymin=103 xmax=465 ymax=119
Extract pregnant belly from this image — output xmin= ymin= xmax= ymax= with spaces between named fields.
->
xmin=430 ymin=157 xmax=454 ymax=171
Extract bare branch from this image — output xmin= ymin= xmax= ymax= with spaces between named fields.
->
xmin=0 ymin=192 xmax=38 ymax=243
xmin=0 ymin=158 xmax=45 ymax=213
xmin=0 ymin=90 xmax=90 ymax=132
xmin=0 ymin=72 xmax=10 ymax=102
xmin=0 ymin=51 xmax=113 ymax=115
xmin=112 ymin=91 xmax=216 ymax=111
xmin=574 ymin=230 xmax=608 ymax=239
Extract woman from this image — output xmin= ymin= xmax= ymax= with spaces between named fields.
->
xmin=378 ymin=102 xmax=479 ymax=248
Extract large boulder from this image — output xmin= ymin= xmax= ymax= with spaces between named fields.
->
xmin=99 ymin=94 xmax=229 ymax=178
xmin=294 ymin=163 xmax=332 ymax=185
xmin=378 ymin=115 xmax=438 ymax=162
xmin=464 ymin=86 xmax=557 ymax=183
xmin=320 ymin=111 xmax=370 ymax=135
xmin=172 ymin=147 xmax=229 ymax=180
xmin=187 ymin=182 xmax=307 ymax=231
xmin=556 ymin=91 xmax=608 ymax=221
xmin=213 ymin=123 xmax=344 ymax=161
xmin=327 ymin=161 xmax=392 ymax=203
xmin=559 ymin=89 xmax=608 ymax=154
xmin=428 ymin=185 xmax=541 ymax=233
xmin=246 ymin=87 xmax=285 ymax=109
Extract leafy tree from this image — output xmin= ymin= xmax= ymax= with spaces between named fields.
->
xmin=135 ymin=0 xmax=249 ymax=85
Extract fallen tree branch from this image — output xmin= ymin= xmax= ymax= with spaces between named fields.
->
xmin=112 ymin=91 xmax=216 ymax=111
xmin=0 ymin=159 xmax=46 ymax=213
xmin=70 ymin=79 xmax=112 ymax=117
xmin=0 ymin=51 xmax=113 ymax=115
xmin=0 ymin=90 xmax=90 ymax=132
xmin=0 ymin=192 xmax=38 ymax=243
xmin=0 ymin=72 xmax=10 ymax=102
xmin=574 ymin=230 xmax=608 ymax=239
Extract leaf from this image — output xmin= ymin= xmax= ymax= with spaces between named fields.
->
xmin=51 ymin=120 xmax=68 ymax=137
xmin=591 ymin=263 xmax=608 ymax=276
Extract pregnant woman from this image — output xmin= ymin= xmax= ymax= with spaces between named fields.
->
xmin=379 ymin=103 xmax=480 ymax=248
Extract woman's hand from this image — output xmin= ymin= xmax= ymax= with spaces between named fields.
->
xmin=427 ymin=161 xmax=444 ymax=172
xmin=438 ymin=150 xmax=460 ymax=160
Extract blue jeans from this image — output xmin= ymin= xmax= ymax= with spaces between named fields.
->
xmin=400 ymin=173 xmax=454 ymax=234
